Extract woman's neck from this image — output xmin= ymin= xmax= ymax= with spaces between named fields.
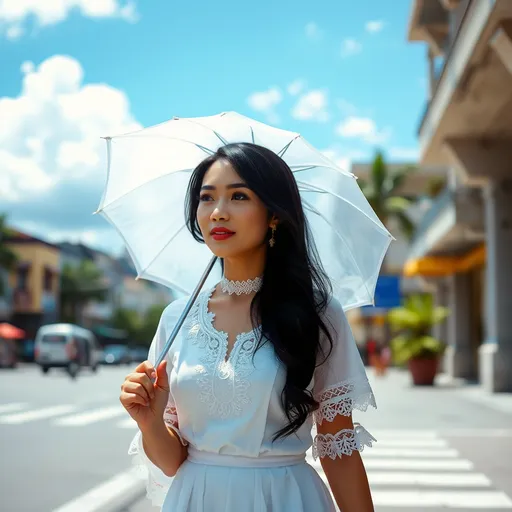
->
xmin=222 ymin=253 xmax=265 ymax=282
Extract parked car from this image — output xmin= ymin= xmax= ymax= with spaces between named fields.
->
xmin=34 ymin=324 xmax=102 ymax=377
xmin=129 ymin=345 xmax=148 ymax=363
xmin=102 ymin=344 xmax=131 ymax=365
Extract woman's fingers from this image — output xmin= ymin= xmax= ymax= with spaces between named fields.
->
xmin=134 ymin=360 xmax=156 ymax=381
xmin=128 ymin=372 xmax=155 ymax=400
xmin=122 ymin=380 xmax=152 ymax=403
xmin=120 ymin=391 xmax=147 ymax=408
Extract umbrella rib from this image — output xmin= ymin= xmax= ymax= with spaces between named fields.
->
xmin=290 ymin=164 xmax=354 ymax=177
xmin=277 ymin=135 xmax=300 ymax=158
xmin=97 ymin=168 xmax=193 ymax=212
xmin=250 ymin=127 xmax=255 ymax=144
xmin=138 ymin=223 xmax=189 ymax=277
xmin=177 ymin=118 xmax=230 ymax=146
xmin=301 ymin=198 xmax=373 ymax=301
xmin=295 ymin=179 xmax=391 ymax=238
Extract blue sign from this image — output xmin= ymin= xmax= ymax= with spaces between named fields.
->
xmin=365 ymin=275 xmax=401 ymax=310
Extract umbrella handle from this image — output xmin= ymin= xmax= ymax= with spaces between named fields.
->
xmin=153 ymin=255 xmax=218 ymax=371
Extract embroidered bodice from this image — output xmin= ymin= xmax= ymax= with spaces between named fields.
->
xmin=129 ymin=288 xmax=377 ymax=506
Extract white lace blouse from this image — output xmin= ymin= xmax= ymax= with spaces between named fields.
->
xmin=129 ymin=287 xmax=377 ymax=506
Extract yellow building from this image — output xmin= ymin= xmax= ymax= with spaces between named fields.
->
xmin=6 ymin=232 xmax=60 ymax=338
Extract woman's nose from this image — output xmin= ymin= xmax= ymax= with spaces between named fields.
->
xmin=210 ymin=201 xmax=229 ymax=221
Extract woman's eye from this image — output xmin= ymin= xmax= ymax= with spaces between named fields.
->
xmin=232 ymin=191 xmax=248 ymax=200
xmin=199 ymin=194 xmax=212 ymax=202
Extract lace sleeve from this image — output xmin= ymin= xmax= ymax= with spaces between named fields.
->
xmin=127 ymin=298 xmax=188 ymax=507
xmin=312 ymin=297 xmax=377 ymax=460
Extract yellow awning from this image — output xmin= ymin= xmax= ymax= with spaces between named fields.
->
xmin=404 ymin=245 xmax=486 ymax=278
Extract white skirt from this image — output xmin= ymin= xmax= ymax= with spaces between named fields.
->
xmin=162 ymin=449 xmax=336 ymax=512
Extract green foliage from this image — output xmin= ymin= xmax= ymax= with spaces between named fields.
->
xmin=110 ymin=303 xmax=168 ymax=347
xmin=60 ymin=260 xmax=107 ymax=323
xmin=387 ymin=294 xmax=449 ymax=365
xmin=358 ymin=150 xmax=417 ymax=241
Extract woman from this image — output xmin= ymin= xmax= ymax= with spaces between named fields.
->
xmin=120 ymin=142 xmax=377 ymax=511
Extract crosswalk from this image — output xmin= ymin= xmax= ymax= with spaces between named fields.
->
xmin=0 ymin=401 xmax=137 ymax=429
xmin=307 ymin=430 xmax=512 ymax=510
xmin=2 ymin=401 xmax=512 ymax=510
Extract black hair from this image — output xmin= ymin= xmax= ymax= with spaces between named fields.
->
xmin=185 ymin=142 xmax=333 ymax=440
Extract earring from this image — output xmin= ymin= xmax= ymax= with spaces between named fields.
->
xmin=269 ymin=225 xmax=276 ymax=247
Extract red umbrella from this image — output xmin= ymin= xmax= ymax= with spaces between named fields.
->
xmin=0 ymin=323 xmax=25 ymax=340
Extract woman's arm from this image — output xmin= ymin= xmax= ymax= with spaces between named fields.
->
xmin=316 ymin=413 xmax=374 ymax=512
xmin=140 ymin=420 xmax=188 ymax=477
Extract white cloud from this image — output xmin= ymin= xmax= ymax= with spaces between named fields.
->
xmin=305 ymin=22 xmax=321 ymax=40
xmin=287 ymin=79 xmax=306 ymax=96
xmin=365 ymin=20 xmax=384 ymax=33
xmin=0 ymin=0 xmax=139 ymax=38
xmin=341 ymin=38 xmax=362 ymax=57
xmin=247 ymin=87 xmax=283 ymax=124
xmin=6 ymin=25 xmax=23 ymax=40
xmin=388 ymin=147 xmax=419 ymax=160
xmin=0 ymin=55 xmax=141 ymax=250
xmin=336 ymin=116 xmax=391 ymax=144
xmin=321 ymin=147 xmax=369 ymax=174
xmin=291 ymin=90 xmax=329 ymax=122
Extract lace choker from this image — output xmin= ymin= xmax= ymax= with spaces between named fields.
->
xmin=220 ymin=276 xmax=263 ymax=295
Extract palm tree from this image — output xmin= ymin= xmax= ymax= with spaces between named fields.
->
xmin=357 ymin=151 xmax=416 ymax=241
xmin=60 ymin=260 xmax=108 ymax=324
xmin=0 ymin=214 xmax=18 ymax=297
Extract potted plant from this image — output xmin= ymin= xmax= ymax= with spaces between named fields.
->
xmin=387 ymin=293 xmax=449 ymax=386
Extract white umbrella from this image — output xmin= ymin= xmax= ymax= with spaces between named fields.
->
xmin=96 ymin=112 xmax=393 ymax=366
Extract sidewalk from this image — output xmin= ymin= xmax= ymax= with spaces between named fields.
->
xmin=362 ymin=367 xmax=512 ymax=432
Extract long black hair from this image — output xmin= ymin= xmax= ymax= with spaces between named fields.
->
xmin=185 ymin=142 xmax=333 ymax=440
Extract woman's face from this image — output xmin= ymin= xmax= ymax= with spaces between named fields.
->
xmin=197 ymin=159 xmax=272 ymax=259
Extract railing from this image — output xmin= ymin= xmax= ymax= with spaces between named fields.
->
xmin=417 ymin=0 xmax=473 ymax=135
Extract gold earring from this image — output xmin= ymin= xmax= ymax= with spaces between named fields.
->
xmin=269 ymin=225 xmax=276 ymax=247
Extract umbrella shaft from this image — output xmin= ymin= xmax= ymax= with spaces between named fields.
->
xmin=154 ymin=255 xmax=218 ymax=370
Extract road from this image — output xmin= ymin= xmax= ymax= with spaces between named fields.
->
xmin=0 ymin=363 xmax=143 ymax=512
xmin=1 ymin=364 xmax=512 ymax=512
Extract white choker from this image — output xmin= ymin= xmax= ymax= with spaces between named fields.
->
xmin=220 ymin=277 xmax=263 ymax=295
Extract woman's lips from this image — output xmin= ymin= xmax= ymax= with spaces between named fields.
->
xmin=212 ymin=233 xmax=234 ymax=241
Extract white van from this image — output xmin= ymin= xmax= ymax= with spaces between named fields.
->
xmin=35 ymin=324 xmax=102 ymax=377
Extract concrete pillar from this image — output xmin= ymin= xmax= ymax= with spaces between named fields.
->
xmin=479 ymin=179 xmax=512 ymax=392
xmin=433 ymin=279 xmax=449 ymax=374
xmin=444 ymin=272 xmax=475 ymax=380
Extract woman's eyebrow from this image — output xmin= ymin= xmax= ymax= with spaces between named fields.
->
xmin=200 ymin=182 xmax=249 ymax=190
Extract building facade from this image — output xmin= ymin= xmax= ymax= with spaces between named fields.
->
xmin=5 ymin=233 xmax=60 ymax=338
xmin=406 ymin=0 xmax=512 ymax=392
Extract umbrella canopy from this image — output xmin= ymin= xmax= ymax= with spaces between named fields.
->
xmin=97 ymin=112 xmax=392 ymax=311
xmin=0 ymin=323 xmax=25 ymax=340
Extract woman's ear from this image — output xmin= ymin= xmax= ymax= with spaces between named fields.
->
xmin=269 ymin=215 xmax=279 ymax=229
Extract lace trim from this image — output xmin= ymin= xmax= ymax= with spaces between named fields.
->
xmin=312 ymin=423 xmax=376 ymax=460
xmin=186 ymin=289 xmax=259 ymax=419
xmin=313 ymin=376 xmax=377 ymax=424
xmin=164 ymin=405 xmax=178 ymax=429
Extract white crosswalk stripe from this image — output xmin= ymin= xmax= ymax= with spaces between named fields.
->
xmin=0 ymin=402 xmax=27 ymax=414
xmin=54 ymin=406 xmax=126 ymax=426
xmin=0 ymin=404 xmax=77 ymax=424
xmin=308 ymin=430 xmax=512 ymax=510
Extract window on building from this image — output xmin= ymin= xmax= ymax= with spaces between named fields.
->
xmin=43 ymin=268 xmax=53 ymax=292
xmin=17 ymin=267 xmax=28 ymax=290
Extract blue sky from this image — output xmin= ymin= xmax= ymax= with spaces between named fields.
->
xmin=0 ymin=0 xmax=427 ymax=254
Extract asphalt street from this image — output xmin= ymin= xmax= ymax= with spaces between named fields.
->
xmin=1 ymin=363 xmax=512 ymax=512
xmin=0 ymin=362 xmax=143 ymax=512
